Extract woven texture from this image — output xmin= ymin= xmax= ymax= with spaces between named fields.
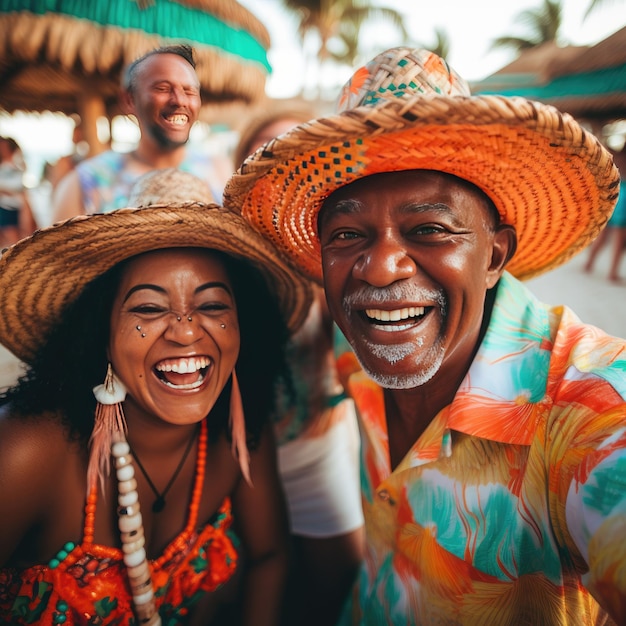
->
xmin=0 ymin=204 xmax=312 ymax=363
xmin=128 ymin=168 xmax=216 ymax=205
xmin=223 ymin=47 xmax=620 ymax=284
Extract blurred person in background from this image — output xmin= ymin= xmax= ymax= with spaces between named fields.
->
xmin=51 ymin=44 xmax=230 ymax=220
xmin=0 ymin=136 xmax=37 ymax=247
xmin=584 ymin=141 xmax=626 ymax=282
xmin=229 ymin=104 xmax=365 ymax=626
xmin=44 ymin=116 xmax=89 ymax=190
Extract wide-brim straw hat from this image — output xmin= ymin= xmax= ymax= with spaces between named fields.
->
xmin=224 ymin=47 xmax=620 ymax=284
xmin=0 ymin=203 xmax=312 ymax=363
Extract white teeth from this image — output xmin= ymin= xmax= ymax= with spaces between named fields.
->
xmin=365 ymin=306 xmax=425 ymax=321
xmin=166 ymin=114 xmax=187 ymax=126
xmin=161 ymin=377 xmax=204 ymax=390
xmin=155 ymin=357 xmax=209 ymax=373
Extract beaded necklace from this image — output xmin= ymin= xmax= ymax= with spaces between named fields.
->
xmin=110 ymin=419 xmax=207 ymax=625
xmin=129 ymin=425 xmax=198 ymax=513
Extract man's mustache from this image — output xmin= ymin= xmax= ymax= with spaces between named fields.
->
xmin=343 ymin=284 xmax=446 ymax=313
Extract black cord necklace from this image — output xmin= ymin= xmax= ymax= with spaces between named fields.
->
xmin=129 ymin=424 xmax=198 ymax=513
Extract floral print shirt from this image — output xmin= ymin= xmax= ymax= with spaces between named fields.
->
xmin=76 ymin=149 xmax=226 ymax=214
xmin=336 ymin=271 xmax=626 ymax=625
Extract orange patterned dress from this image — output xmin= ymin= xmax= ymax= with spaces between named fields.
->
xmin=0 ymin=420 xmax=238 ymax=625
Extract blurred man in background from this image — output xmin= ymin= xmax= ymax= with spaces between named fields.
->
xmin=52 ymin=44 xmax=229 ymax=219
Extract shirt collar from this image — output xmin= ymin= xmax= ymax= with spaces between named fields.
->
xmin=447 ymin=271 xmax=552 ymax=445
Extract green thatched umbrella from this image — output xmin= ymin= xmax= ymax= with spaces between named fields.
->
xmin=0 ymin=0 xmax=271 ymax=153
xmin=471 ymin=27 xmax=626 ymax=130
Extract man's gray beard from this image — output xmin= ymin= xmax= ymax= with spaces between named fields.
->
xmin=342 ymin=283 xmax=447 ymax=389
xmin=351 ymin=337 xmax=445 ymax=389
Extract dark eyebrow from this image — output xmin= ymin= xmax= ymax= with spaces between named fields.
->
xmin=196 ymin=281 xmax=233 ymax=296
xmin=151 ymin=79 xmax=199 ymax=90
xmin=322 ymin=199 xmax=455 ymax=219
xmin=122 ymin=281 xmax=232 ymax=303
xmin=323 ymin=198 xmax=363 ymax=216
xmin=400 ymin=202 xmax=455 ymax=216
xmin=123 ymin=284 xmax=166 ymax=303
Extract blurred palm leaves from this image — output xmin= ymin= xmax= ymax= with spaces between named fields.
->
xmin=491 ymin=0 xmax=564 ymax=52
xmin=283 ymin=0 xmax=409 ymax=65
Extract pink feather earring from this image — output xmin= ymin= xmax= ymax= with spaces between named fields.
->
xmin=229 ymin=370 xmax=251 ymax=486
xmin=88 ymin=363 xmax=128 ymax=493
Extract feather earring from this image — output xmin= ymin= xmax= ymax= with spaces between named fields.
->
xmin=229 ymin=370 xmax=252 ymax=486
xmin=88 ymin=363 xmax=128 ymax=494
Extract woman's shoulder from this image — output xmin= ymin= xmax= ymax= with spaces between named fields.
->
xmin=0 ymin=408 xmax=82 ymax=566
xmin=0 ymin=406 xmax=76 ymax=482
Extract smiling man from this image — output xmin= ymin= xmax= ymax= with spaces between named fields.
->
xmin=224 ymin=47 xmax=626 ymax=625
xmin=52 ymin=44 xmax=229 ymax=219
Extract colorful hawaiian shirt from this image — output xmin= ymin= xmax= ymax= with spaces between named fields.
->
xmin=335 ymin=271 xmax=626 ymax=625
xmin=76 ymin=149 xmax=227 ymax=214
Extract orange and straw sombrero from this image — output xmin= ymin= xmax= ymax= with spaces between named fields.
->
xmin=224 ymin=47 xmax=620 ymax=283
xmin=0 ymin=202 xmax=312 ymax=363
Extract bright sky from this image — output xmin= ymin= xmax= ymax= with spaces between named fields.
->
xmin=239 ymin=0 xmax=626 ymax=98
xmin=1 ymin=0 xmax=624 ymax=180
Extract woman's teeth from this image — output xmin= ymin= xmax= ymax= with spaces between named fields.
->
xmin=161 ymin=376 xmax=205 ymax=390
xmin=156 ymin=357 xmax=209 ymax=374
xmin=154 ymin=357 xmax=210 ymax=389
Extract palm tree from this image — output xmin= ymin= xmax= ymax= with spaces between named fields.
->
xmin=419 ymin=27 xmax=451 ymax=61
xmin=282 ymin=0 xmax=409 ymax=96
xmin=490 ymin=0 xmax=565 ymax=53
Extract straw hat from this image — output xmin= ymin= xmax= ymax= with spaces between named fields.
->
xmin=0 ymin=203 xmax=312 ymax=363
xmin=128 ymin=167 xmax=216 ymax=205
xmin=223 ymin=47 xmax=620 ymax=283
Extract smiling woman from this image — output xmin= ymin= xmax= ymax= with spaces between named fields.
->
xmin=0 ymin=199 xmax=311 ymax=625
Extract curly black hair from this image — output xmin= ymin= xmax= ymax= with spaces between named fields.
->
xmin=0 ymin=250 xmax=292 ymax=448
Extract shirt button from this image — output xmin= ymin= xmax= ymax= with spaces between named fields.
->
xmin=377 ymin=489 xmax=396 ymax=505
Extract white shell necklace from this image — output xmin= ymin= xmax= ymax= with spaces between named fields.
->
xmin=112 ymin=439 xmax=162 ymax=626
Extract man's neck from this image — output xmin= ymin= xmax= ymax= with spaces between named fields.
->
xmin=131 ymin=143 xmax=187 ymax=170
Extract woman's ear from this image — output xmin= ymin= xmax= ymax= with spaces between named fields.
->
xmin=486 ymin=224 xmax=517 ymax=288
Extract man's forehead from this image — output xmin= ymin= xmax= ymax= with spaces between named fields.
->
xmin=321 ymin=170 xmax=476 ymax=205
xmin=138 ymin=53 xmax=195 ymax=78
xmin=319 ymin=170 xmax=502 ymax=226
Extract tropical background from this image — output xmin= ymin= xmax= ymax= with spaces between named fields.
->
xmin=0 ymin=0 xmax=625 ymax=386
xmin=0 ymin=0 xmax=624 ymax=226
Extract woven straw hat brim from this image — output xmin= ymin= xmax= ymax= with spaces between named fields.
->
xmin=223 ymin=94 xmax=620 ymax=284
xmin=0 ymin=204 xmax=312 ymax=363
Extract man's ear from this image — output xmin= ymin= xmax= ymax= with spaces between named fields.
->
xmin=486 ymin=224 xmax=517 ymax=288
xmin=118 ymin=88 xmax=134 ymax=116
